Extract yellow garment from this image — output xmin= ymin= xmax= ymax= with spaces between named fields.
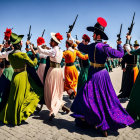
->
xmin=133 ymin=66 xmax=139 ymax=83
xmin=63 ymin=49 xmax=88 ymax=95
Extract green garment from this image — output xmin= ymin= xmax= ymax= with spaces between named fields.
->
xmin=0 ymin=51 xmax=41 ymax=125
xmin=77 ymin=67 xmax=89 ymax=91
xmin=0 ymin=66 xmax=14 ymax=110
xmin=108 ymin=59 xmax=113 ymax=72
xmin=3 ymin=66 xmax=14 ymax=81
xmin=74 ymin=57 xmax=81 ymax=72
xmin=27 ymin=51 xmax=40 ymax=70
xmin=105 ymin=62 xmax=109 ymax=72
xmin=126 ymin=48 xmax=140 ymax=120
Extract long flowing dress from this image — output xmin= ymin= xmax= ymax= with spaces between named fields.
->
xmin=77 ymin=54 xmax=90 ymax=92
xmin=37 ymin=54 xmax=47 ymax=84
xmin=38 ymin=46 xmax=64 ymax=116
xmin=0 ymin=50 xmax=41 ymax=125
xmin=63 ymin=47 xmax=88 ymax=96
xmin=71 ymin=42 xmax=134 ymax=131
xmin=26 ymin=51 xmax=44 ymax=104
xmin=126 ymin=49 xmax=140 ymax=120
xmin=119 ymin=52 xmax=139 ymax=98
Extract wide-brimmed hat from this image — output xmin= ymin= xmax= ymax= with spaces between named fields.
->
xmin=10 ymin=33 xmax=24 ymax=45
xmin=134 ymin=40 xmax=139 ymax=47
xmin=87 ymin=17 xmax=108 ymax=40
xmin=51 ymin=32 xmax=63 ymax=44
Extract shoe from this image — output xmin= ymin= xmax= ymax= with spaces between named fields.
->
xmin=62 ymin=105 xmax=70 ymax=114
xmin=49 ymin=113 xmax=55 ymax=121
xmin=69 ymin=92 xmax=75 ymax=100
xmin=102 ymin=130 xmax=108 ymax=137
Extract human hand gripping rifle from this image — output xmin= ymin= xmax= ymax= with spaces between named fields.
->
xmin=126 ymin=12 xmax=135 ymax=44
xmin=67 ymin=14 xmax=78 ymax=39
xmin=117 ymin=24 xmax=122 ymax=41
xmin=42 ymin=29 xmax=45 ymax=37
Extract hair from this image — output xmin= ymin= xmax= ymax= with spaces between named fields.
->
xmin=66 ymin=40 xmax=73 ymax=47
xmin=51 ymin=38 xmax=58 ymax=46
xmin=13 ymin=42 xmax=22 ymax=50
xmin=94 ymin=30 xmax=103 ymax=39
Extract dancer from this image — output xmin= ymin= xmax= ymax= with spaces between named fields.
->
xmin=118 ymin=41 xmax=139 ymax=99
xmin=77 ymin=34 xmax=90 ymax=92
xmin=0 ymin=32 xmax=41 ymax=125
xmin=126 ymin=40 xmax=140 ymax=121
xmin=63 ymin=39 xmax=88 ymax=99
xmin=0 ymin=28 xmax=14 ymax=111
xmin=71 ymin=17 xmax=134 ymax=137
xmin=38 ymin=32 xmax=70 ymax=120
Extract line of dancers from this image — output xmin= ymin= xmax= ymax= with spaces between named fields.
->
xmin=0 ymin=17 xmax=140 ymax=137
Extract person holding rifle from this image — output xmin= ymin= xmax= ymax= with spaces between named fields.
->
xmin=38 ymin=32 xmax=70 ymax=120
xmin=126 ymin=37 xmax=140 ymax=121
xmin=118 ymin=12 xmax=139 ymax=99
xmin=63 ymin=33 xmax=88 ymax=99
xmin=70 ymin=17 xmax=134 ymax=137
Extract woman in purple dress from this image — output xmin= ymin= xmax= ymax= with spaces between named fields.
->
xmin=70 ymin=17 xmax=134 ymax=137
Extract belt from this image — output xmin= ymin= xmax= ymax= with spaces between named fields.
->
xmin=50 ymin=61 xmax=61 ymax=68
xmin=90 ymin=62 xmax=105 ymax=68
xmin=127 ymin=64 xmax=137 ymax=67
xmin=14 ymin=67 xmax=26 ymax=72
xmin=66 ymin=63 xmax=74 ymax=66
xmin=40 ymin=58 xmax=46 ymax=64
xmin=5 ymin=65 xmax=11 ymax=68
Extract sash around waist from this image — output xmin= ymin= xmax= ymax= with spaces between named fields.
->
xmin=50 ymin=61 xmax=61 ymax=68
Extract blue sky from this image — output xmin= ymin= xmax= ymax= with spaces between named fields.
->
xmin=0 ymin=0 xmax=140 ymax=51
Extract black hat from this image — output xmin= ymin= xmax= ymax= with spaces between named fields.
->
xmin=87 ymin=17 xmax=108 ymax=40
xmin=134 ymin=40 xmax=139 ymax=47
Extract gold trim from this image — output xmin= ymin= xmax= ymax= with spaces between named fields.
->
xmin=50 ymin=61 xmax=61 ymax=68
xmin=14 ymin=67 xmax=26 ymax=72
xmin=90 ymin=62 xmax=105 ymax=68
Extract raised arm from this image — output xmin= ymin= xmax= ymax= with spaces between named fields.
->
xmin=38 ymin=45 xmax=56 ymax=57
xmin=130 ymin=48 xmax=140 ymax=55
xmin=78 ymin=43 xmax=89 ymax=54
xmin=76 ymin=50 xmax=88 ymax=60
xmin=103 ymin=44 xmax=124 ymax=58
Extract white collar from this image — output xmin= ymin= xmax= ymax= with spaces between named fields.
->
xmin=68 ymin=47 xmax=74 ymax=52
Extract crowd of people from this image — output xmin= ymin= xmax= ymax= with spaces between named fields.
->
xmin=0 ymin=17 xmax=140 ymax=137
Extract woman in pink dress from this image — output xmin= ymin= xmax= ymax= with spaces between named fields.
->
xmin=38 ymin=32 xmax=70 ymax=120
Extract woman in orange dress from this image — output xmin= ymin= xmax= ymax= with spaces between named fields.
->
xmin=63 ymin=40 xmax=88 ymax=99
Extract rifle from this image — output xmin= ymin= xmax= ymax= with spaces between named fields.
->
xmin=127 ymin=12 xmax=135 ymax=35
xmin=42 ymin=29 xmax=45 ymax=37
xmin=117 ymin=24 xmax=122 ymax=41
xmin=27 ymin=25 xmax=32 ymax=41
xmin=126 ymin=12 xmax=135 ymax=44
xmin=67 ymin=14 xmax=78 ymax=33
xmin=75 ymin=35 xmax=78 ymax=40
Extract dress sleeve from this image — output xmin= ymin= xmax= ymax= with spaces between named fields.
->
xmin=63 ymin=51 xmax=67 ymax=59
xmin=78 ymin=43 xmax=89 ymax=54
xmin=39 ymin=53 xmax=48 ymax=59
xmin=24 ymin=53 xmax=38 ymax=67
xmin=38 ymin=46 xmax=56 ymax=57
xmin=0 ymin=50 xmax=13 ymax=60
xmin=76 ymin=50 xmax=88 ymax=60
xmin=103 ymin=44 xmax=124 ymax=58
